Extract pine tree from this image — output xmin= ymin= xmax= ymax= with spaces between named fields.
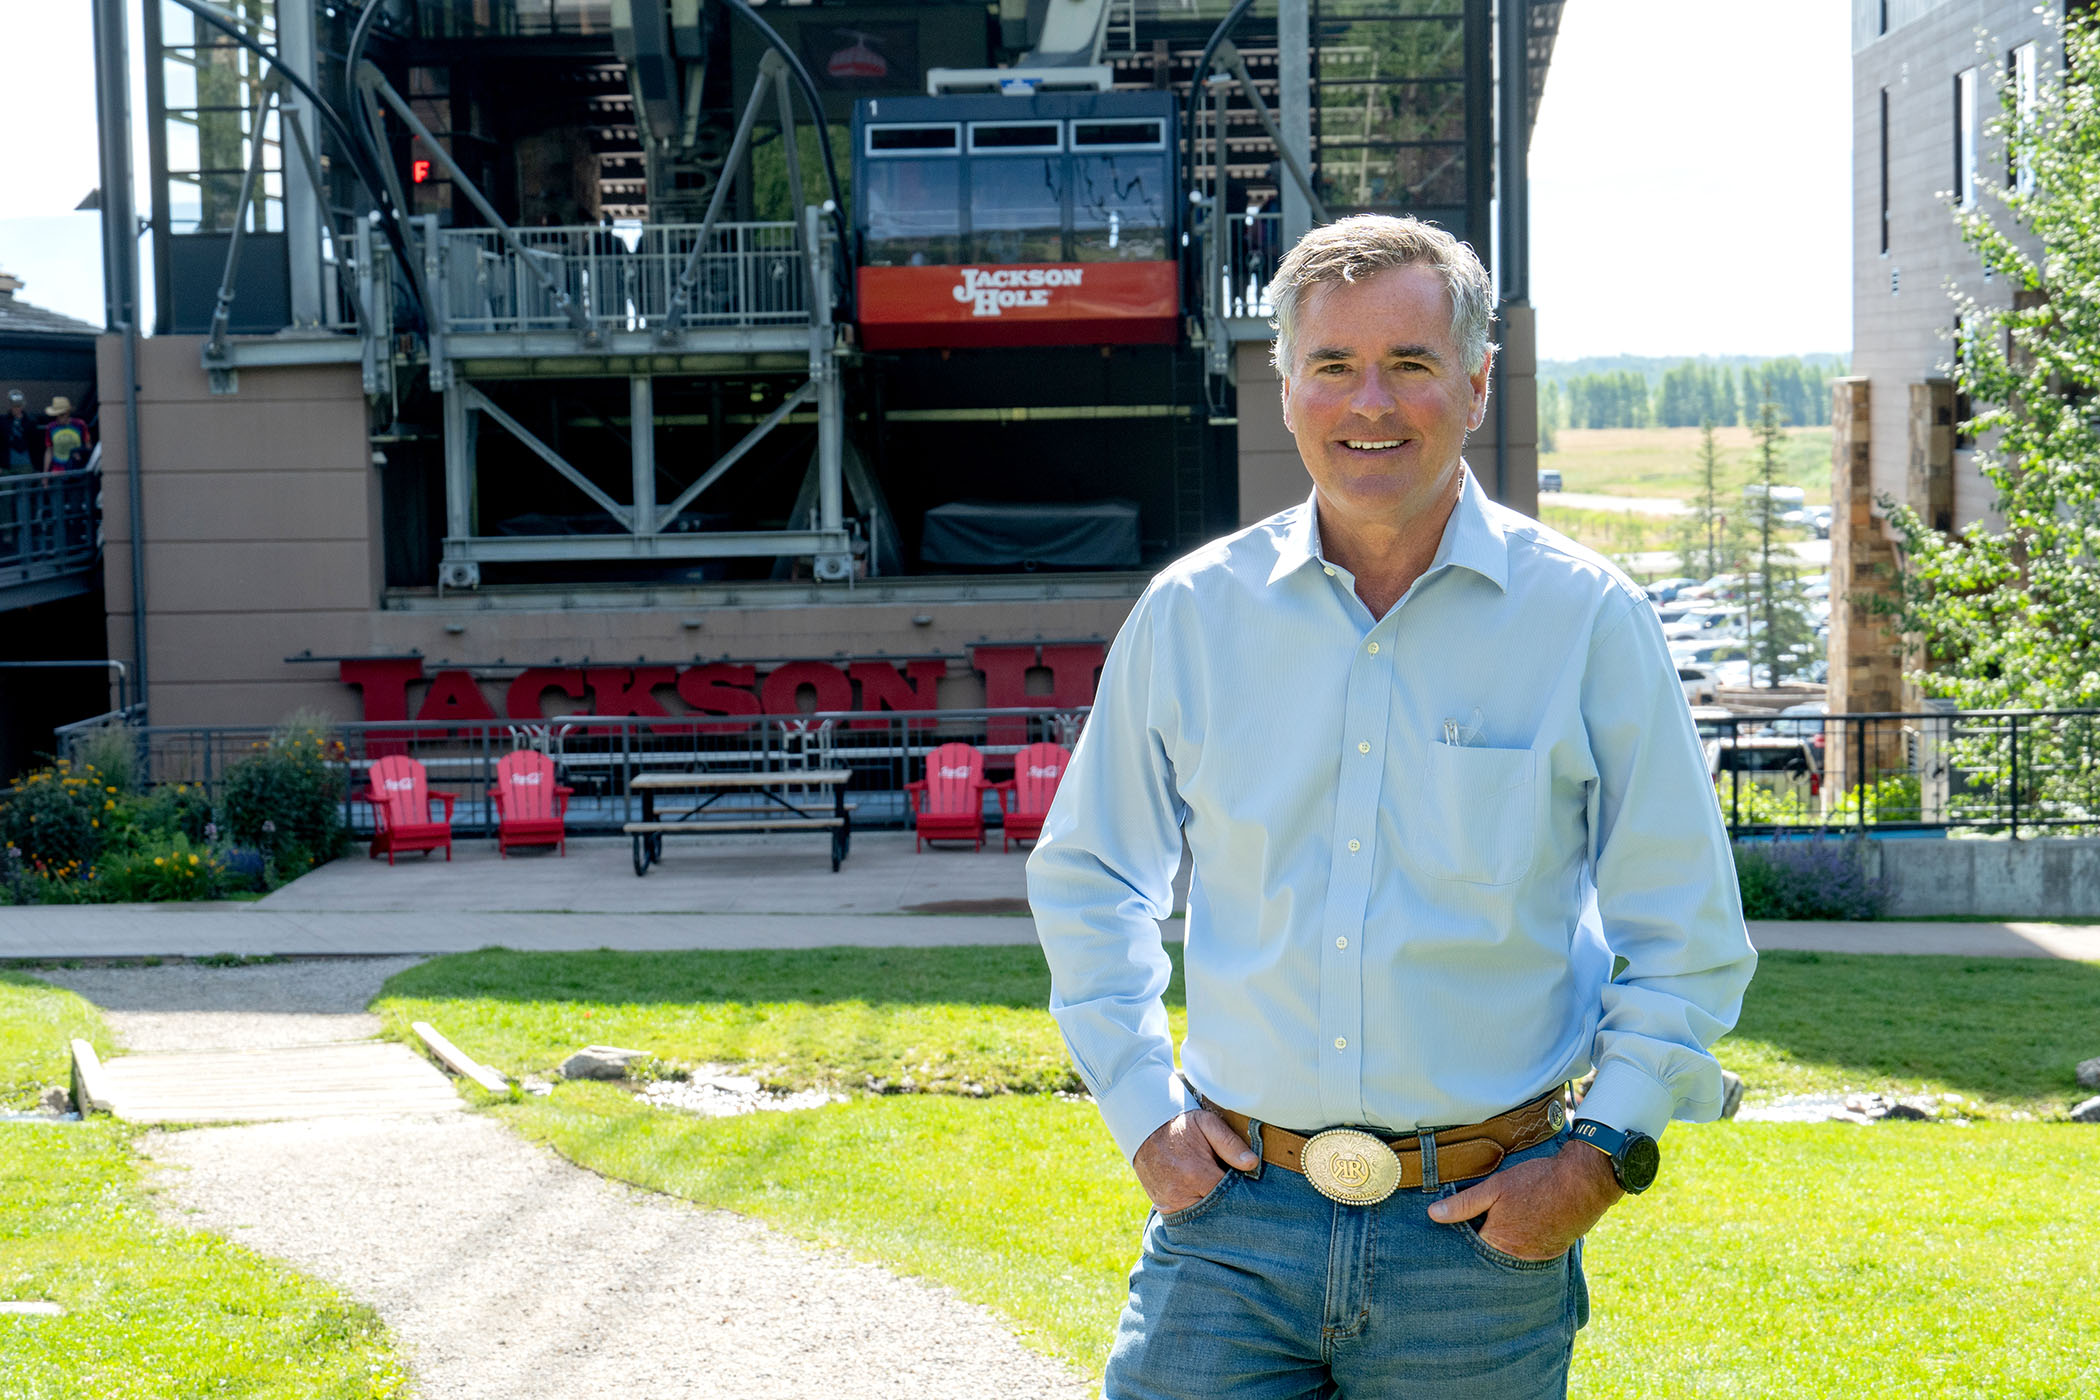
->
xmin=1747 ymin=393 xmax=1815 ymax=686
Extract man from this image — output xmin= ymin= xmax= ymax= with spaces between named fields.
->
xmin=1028 ymin=215 xmax=1755 ymax=1398
xmin=4 ymin=391 xmax=39 ymax=473
xmin=42 ymin=396 xmax=91 ymax=472
xmin=2 ymin=391 xmax=37 ymax=558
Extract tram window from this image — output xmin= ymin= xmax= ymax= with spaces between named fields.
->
xmin=1071 ymin=120 xmax=1164 ymax=150
xmin=868 ymin=124 xmax=960 ymax=155
xmin=1072 ymin=153 xmax=1168 ymax=262
xmin=865 ymin=157 xmax=963 ymax=266
xmin=969 ymin=157 xmax=1066 ymax=264
xmin=970 ymin=122 xmax=1062 ymax=151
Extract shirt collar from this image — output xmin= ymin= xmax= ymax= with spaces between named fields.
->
xmin=1267 ymin=463 xmax=1510 ymax=593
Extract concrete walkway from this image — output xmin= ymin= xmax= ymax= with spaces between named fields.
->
xmin=1 ymin=832 xmax=2095 ymax=961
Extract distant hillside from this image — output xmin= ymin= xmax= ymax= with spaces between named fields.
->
xmin=1538 ymin=353 xmax=1849 ymax=383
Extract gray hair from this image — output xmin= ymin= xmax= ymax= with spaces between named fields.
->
xmin=1266 ymin=215 xmax=1495 ymax=377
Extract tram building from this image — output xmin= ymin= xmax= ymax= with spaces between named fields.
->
xmin=85 ymin=0 xmax=1562 ymax=735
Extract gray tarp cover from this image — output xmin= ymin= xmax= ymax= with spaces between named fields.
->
xmin=918 ymin=499 xmax=1141 ymax=568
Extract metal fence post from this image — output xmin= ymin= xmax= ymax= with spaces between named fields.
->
xmin=2008 ymin=711 xmax=2020 ymax=840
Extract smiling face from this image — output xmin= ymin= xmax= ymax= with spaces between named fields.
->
xmin=1279 ymin=262 xmax=1492 ymax=537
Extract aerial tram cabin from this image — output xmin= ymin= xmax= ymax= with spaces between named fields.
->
xmin=852 ymin=92 xmax=1181 ymax=350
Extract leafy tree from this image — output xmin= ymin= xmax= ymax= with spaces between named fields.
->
xmin=1883 ymin=13 xmax=2100 ymax=716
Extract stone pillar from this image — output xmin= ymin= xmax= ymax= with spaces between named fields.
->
xmin=1908 ymin=379 xmax=1955 ymax=535
xmin=1826 ymin=377 xmax=1907 ymax=806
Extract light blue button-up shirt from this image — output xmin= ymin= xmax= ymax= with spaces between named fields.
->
xmin=1027 ymin=470 xmax=1757 ymax=1162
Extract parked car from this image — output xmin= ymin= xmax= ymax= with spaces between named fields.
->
xmin=1767 ymin=702 xmax=1830 ymax=759
xmin=1645 ymin=576 xmax=1700 ymax=604
xmin=1742 ymin=483 xmax=1807 ymax=513
xmin=1538 ymin=467 xmax=1563 ymax=493
xmin=1678 ymin=663 xmax=1718 ymax=706
xmin=1805 ymin=506 xmax=1833 ymax=539
xmin=1707 ymin=736 xmax=1822 ymax=805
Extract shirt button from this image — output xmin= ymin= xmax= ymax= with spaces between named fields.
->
xmin=1358 ymin=741 xmax=1370 ymax=754
xmin=1323 ymin=565 xmax=1336 ymax=576
xmin=1334 ymin=1037 xmax=1347 ymax=1050
xmin=1347 ymin=838 xmax=1361 ymax=852
xmin=1335 ymin=936 xmax=1348 ymax=949
xmin=1367 ymin=641 xmax=1380 ymax=655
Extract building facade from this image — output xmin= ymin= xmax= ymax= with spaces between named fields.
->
xmin=88 ymin=0 xmax=1560 ymax=736
xmin=1836 ymin=0 xmax=2068 ymax=717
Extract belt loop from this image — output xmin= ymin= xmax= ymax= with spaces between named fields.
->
xmin=1416 ymin=1129 xmax=1439 ymax=1192
xmin=1246 ymin=1120 xmax=1265 ymax=1181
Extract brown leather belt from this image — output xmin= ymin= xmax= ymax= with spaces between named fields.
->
xmin=1203 ymin=1091 xmax=1568 ymax=1197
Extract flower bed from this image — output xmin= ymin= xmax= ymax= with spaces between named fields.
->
xmin=0 ymin=715 xmax=350 ymax=905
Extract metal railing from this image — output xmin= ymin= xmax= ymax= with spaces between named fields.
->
xmin=435 ymin=222 xmax=810 ymax=336
xmin=0 ymin=471 xmax=100 ymax=591
xmin=52 ymin=706 xmax=2099 ymax=843
xmin=55 ymin=708 xmax=1090 ymax=840
xmin=1706 ymin=709 xmax=2100 ymax=839
xmin=1216 ymin=210 xmax=1283 ymax=321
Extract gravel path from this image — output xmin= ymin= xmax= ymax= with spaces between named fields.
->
xmin=34 ymin=959 xmax=1097 ymax=1400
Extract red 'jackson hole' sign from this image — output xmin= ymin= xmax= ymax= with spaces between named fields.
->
xmin=338 ymin=645 xmax=1104 ymax=742
xmin=855 ymin=262 xmax=1178 ymax=349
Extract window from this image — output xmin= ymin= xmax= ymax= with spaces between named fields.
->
xmin=1955 ymin=68 xmax=1978 ymax=210
xmin=1071 ymin=152 xmax=1169 ymax=262
xmin=867 ymin=124 xmax=959 ymax=155
xmin=968 ymin=122 xmax=1061 ymax=152
xmin=863 ymin=158 xmax=962 ymax=266
xmin=1072 ymin=120 xmax=1165 ymax=150
xmin=1880 ymin=87 xmax=1890 ymax=254
xmin=967 ymin=156 xmax=1065 ymax=264
xmin=1878 ymin=0 xmax=1889 ymax=37
xmin=2011 ymin=42 xmax=2038 ymax=194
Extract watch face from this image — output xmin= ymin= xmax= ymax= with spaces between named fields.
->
xmin=1619 ymin=1134 xmax=1661 ymax=1193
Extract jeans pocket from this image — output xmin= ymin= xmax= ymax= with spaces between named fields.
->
xmin=1455 ymin=1218 xmax=1568 ymax=1274
xmin=1159 ymin=1168 xmax=1244 ymax=1227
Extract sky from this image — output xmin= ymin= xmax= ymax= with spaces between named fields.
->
xmin=0 ymin=0 xmax=1854 ymax=359
xmin=1527 ymin=0 xmax=1854 ymax=361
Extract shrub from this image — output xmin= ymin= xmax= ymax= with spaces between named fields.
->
xmin=127 ymin=783 xmax=215 ymax=847
xmin=72 ymin=726 xmax=143 ymax=796
xmin=221 ymin=713 xmax=349 ymax=877
xmin=96 ymin=834 xmax=228 ymax=903
xmin=1733 ymin=836 xmax=1889 ymax=920
xmin=0 ymin=761 xmax=115 ymax=872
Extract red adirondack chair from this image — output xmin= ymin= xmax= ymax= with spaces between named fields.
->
xmin=353 ymin=754 xmax=456 ymax=864
xmin=490 ymin=749 xmax=573 ymax=857
xmin=995 ymin=742 xmax=1071 ymax=851
xmin=905 ymin=742 xmax=1001 ymax=851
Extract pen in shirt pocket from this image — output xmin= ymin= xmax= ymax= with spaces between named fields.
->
xmin=1439 ymin=709 xmax=1486 ymax=746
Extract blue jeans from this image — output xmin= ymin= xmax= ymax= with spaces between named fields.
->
xmin=1104 ymin=1129 xmax=1589 ymax=1399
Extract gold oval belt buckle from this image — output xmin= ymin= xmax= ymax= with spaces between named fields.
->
xmin=1301 ymin=1128 xmax=1402 ymax=1205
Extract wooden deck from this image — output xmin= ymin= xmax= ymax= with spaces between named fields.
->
xmin=87 ymin=1041 xmax=464 ymax=1124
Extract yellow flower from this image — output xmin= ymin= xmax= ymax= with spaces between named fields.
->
xmin=105 ymin=801 xmax=115 ymax=811
xmin=188 ymin=854 xmax=199 ymax=866
xmin=153 ymin=857 xmax=164 ymax=867
xmin=90 ymin=820 xmax=98 ymax=829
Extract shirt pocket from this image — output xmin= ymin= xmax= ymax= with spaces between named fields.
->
xmin=1406 ymin=742 xmax=1540 ymax=886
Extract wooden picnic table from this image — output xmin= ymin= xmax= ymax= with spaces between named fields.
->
xmin=624 ymin=769 xmax=855 ymax=876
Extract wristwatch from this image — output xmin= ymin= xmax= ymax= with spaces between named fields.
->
xmin=1570 ymin=1119 xmax=1660 ymax=1194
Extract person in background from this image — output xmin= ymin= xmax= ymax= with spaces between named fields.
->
xmin=42 ymin=396 xmax=91 ymax=472
xmin=4 ymin=390 xmax=39 ymax=473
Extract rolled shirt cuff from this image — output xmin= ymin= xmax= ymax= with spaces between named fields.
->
xmin=1096 ymin=1060 xmax=1200 ymax=1163
xmin=1574 ymin=1061 xmax=1682 ymax=1141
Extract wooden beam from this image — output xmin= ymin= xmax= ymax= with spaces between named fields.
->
xmin=69 ymin=1039 xmax=111 ymax=1116
xmin=412 ymin=1021 xmax=509 ymax=1095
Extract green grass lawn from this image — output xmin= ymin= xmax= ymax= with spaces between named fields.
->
xmin=0 ymin=974 xmax=410 ymax=1399
xmin=376 ymin=946 xmax=2100 ymax=1394
xmin=1547 ymin=425 xmax=1833 ymax=504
